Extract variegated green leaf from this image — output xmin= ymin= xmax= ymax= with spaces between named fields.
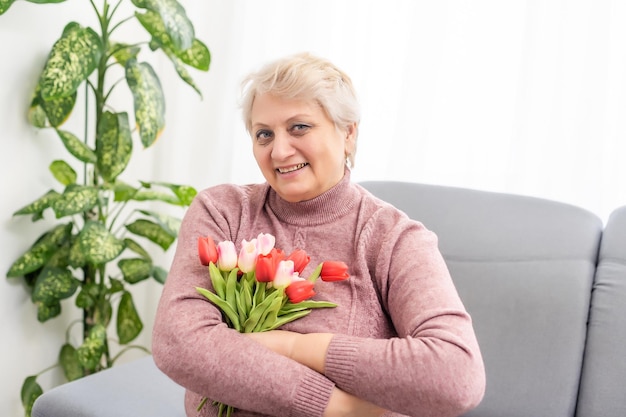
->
xmin=26 ymin=0 xmax=68 ymax=4
xmin=68 ymin=238 xmax=86 ymax=268
xmin=39 ymin=22 xmax=102 ymax=100
xmin=123 ymin=238 xmax=152 ymax=260
xmin=75 ymin=284 xmax=96 ymax=309
xmin=50 ymin=160 xmax=76 ymax=186
xmin=20 ymin=376 xmax=43 ymax=417
xmin=131 ymin=190 xmax=179 ymax=205
xmin=119 ymin=258 xmax=152 ymax=284
xmin=78 ymin=221 xmax=125 ymax=264
xmin=13 ymin=189 xmax=60 ymax=219
xmin=59 ymin=343 xmax=83 ymax=381
xmin=76 ymin=324 xmax=106 ymax=371
xmin=37 ymin=301 xmax=61 ymax=322
xmin=125 ymin=219 xmax=175 ymax=250
xmin=163 ymin=48 xmax=202 ymax=96
xmin=152 ymin=265 xmax=168 ymax=284
xmin=150 ymin=181 xmax=197 ymax=205
xmin=177 ymin=38 xmax=210 ymax=71
xmin=28 ymin=84 xmax=76 ymax=127
xmin=109 ymin=278 xmax=125 ymax=294
xmin=40 ymin=91 xmax=76 ymax=127
xmin=32 ymin=267 xmax=79 ymax=304
xmin=117 ymin=291 xmax=143 ymax=344
xmin=94 ymin=299 xmax=113 ymax=327
xmin=27 ymin=103 xmax=48 ymax=128
xmin=96 ymin=111 xmax=132 ymax=182
xmin=56 ymin=130 xmax=97 ymax=163
xmin=132 ymin=0 xmax=194 ymax=51
xmin=7 ymin=223 xmax=72 ymax=277
xmin=125 ymin=60 xmax=165 ymax=147
xmin=138 ymin=209 xmax=180 ymax=236
xmin=51 ymin=185 xmax=98 ymax=218
xmin=109 ymin=42 xmax=141 ymax=67
xmin=112 ymin=181 xmax=138 ymax=202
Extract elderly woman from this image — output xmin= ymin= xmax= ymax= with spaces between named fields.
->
xmin=152 ymin=52 xmax=485 ymax=417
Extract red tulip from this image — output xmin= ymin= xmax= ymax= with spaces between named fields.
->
xmin=286 ymin=249 xmax=310 ymax=274
xmin=286 ymin=280 xmax=316 ymax=303
xmin=320 ymin=261 xmax=349 ymax=282
xmin=255 ymin=248 xmax=285 ymax=282
xmin=198 ymin=236 xmax=218 ymax=266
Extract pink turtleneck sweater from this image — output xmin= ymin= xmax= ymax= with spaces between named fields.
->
xmin=152 ymin=172 xmax=485 ymax=417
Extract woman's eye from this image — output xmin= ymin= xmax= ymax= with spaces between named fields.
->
xmin=290 ymin=124 xmax=310 ymax=135
xmin=255 ymin=130 xmax=273 ymax=144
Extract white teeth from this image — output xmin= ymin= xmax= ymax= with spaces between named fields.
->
xmin=277 ymin=163 xmax=307 ymax=173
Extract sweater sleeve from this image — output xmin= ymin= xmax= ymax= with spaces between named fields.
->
xmin=151 ymin=186 xmax=335 ymax=417
xmin=324 ymin=211 xmax=486 ymax=417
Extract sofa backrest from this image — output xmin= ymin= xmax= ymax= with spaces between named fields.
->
xmin=360 ymin=181 xmax=603 ymax=417
xmin=576 ymin=206 xmax=626 ymax=417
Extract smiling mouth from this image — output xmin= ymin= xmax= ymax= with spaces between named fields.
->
xmin=276 ymin=163 xmax=308 ymax=174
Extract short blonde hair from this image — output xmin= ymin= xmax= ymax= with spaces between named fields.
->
xmin=240 ymin=52 xmax=360 ymax=166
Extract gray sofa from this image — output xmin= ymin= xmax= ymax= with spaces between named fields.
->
xmin=32 ymin=181 xmax=626 ymax=417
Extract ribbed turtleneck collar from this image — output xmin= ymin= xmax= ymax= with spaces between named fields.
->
xmin=267 ymin=169 xmax=360 ymax=226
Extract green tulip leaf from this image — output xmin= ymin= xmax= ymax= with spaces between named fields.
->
xmin=152 ymin=265 xmax=168 ymax=284
xmin=13 ymin=189 xmax=60 ymax=220
xmin=132 ymin=0 xmax=194 ymax=51
xmin=96 ymin=111 xmax=132 ymax=182
xmin=76 ymin=324 xmax=106 ymax=371
xmin=7 ymin=223 xmax=72 ymax=277
xmin=49 ymin=160 xmax=77 ymax=186
xmin=117 ymin=291 xmax=143 ymax=344
xmin=20 ymin=375 xmax=43 ymax=417
xmin=78 ymin=221 xmax=126 ymax=264
xmin=125 ymin=219 xmax=176 ymax=250
xmin=51 ymin=185 xmax=98 ymax=218
xmin=39 ymin=22 xmax=102 ymax=100
xmin=125 ymin=59 xmax=165 ymax=148
xmin=59 ymin=343 xmax=84 ymax=381
xmin=56 ymin=130 xmax=97 ymax=163
xmin=118 ymin=257 xmax=152 ymax=284
xmin=32 ymin=267 xmax=79 ymax=304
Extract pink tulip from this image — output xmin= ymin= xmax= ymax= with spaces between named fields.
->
xmin=256 ymin=233 xmax=275 ymax=256
xmin=217 ymin=240 xmax=238 ymax=271
xmin=238 ymin=239 xmax=258 ymax=273
xmin=273 ymin=260 xmax=297 ymax=288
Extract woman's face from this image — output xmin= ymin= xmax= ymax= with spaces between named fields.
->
xmin=250 ymin=93 xmax=356 ymax=203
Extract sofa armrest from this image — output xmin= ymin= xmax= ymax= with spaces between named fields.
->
xmin=31 ymin=356 xmax=185 ymax=417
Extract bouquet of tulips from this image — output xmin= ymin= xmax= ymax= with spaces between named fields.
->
xmin=195 ymin=233 xmax=349 ymax=416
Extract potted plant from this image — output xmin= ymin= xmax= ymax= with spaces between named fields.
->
xmin=1 ymin=1 xmax=210 ymax=415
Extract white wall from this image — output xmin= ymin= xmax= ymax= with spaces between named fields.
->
xmin=2 ymin=1 xmax=626 ymax=416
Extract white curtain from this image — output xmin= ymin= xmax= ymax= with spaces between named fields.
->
xmin=148 ymin=0 xmax=626 ymax=223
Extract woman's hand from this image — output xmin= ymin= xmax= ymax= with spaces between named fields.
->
xmin=245 ymin=330 xmax=333 ymax=373
xmin=324 ymin=387 xmax=387 ymax=417
xmin=246 ymin=331 xmax=388 ymax=417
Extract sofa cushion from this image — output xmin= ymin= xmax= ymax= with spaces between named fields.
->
xmin=360 ymin=181 xmax=602 ymax=417
xmin=576 ymin=206 xmax=626 ymax=417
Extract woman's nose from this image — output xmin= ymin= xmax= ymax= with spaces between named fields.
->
xmin=270 ymin=131 xmax=294 ymax=160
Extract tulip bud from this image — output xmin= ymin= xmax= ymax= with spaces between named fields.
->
xmin=320 ymin=261 xmax=349 ymax=282
xmin=198 ymin=236 xmax=218 ymax=266
xmin=238 ymin=239 xmax=258 ymax=273
xmin=217 ymin=240 xmax=238 ymax=271
xmin=286 ymin=249 xmax=310 ymax=274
